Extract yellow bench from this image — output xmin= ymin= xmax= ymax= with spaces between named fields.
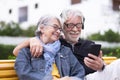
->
xmin=102 ymin=56 xmax=117 ymax=64
xmin=0 ymin=60 xmax=18 ymax=80
xmin=0 ymin=57 xmax=117 ymax=79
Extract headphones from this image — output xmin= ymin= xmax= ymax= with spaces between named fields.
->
xmin=82 ymin=17 xmax=85 ymax=29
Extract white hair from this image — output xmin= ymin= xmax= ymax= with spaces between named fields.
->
xmin=35 ymin=15 xmax=61 ymax=36
xmin=60 ymin=9 xmax=84 ymax=28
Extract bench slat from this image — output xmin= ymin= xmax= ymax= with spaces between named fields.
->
xmin=104 ymin=60 xmax=116 ymax=64
xmin=102 ymin=57 xmax=117 ymax=60
xmin=0 ymin=70 xmax=17 ymax=78
xmin=0 ymin=60 xmax=15 ymax=63
xmin=0 ymin=63 xmax=14 ymax=70
xmin=0 ymin=77 xmax=18 ymax=80
xmin=103 ymin=57 xmax=117 ymax=64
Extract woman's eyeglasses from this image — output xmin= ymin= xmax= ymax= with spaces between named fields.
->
xmin=48 ymin=24 xmax=62 ymax=32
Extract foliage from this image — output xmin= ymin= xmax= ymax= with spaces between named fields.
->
xmin=103 ymin=29 xmax=120 ymax=42
xmin=87 ymin=29 xmax=120 ymax=42
xmin=87 ymin=32 xmax=104 ymax=41
xmin=0 ymin=21 xmax=36 ymax=37
xmin=0 ymin=44 xmax=16 ymax=59
xmin=22 ymin=25 xmax=36 ymax=37
xmin=1 ymin=21 xmax=120 ymax=42
xmin=8 ymin=55 xmax=16 ymax=59
xmin=102 ymin=47 xmax=120 ymax=58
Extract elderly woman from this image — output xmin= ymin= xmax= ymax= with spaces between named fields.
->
xmin=14 ymin=15 xmax=85 ymax=80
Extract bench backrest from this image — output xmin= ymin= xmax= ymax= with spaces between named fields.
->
xmin=102 ymin=56 xmax=117 ymax=64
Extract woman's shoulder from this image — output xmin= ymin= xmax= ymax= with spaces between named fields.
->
xmin=60 ymin=45 xmax=73 ymax=56
xmin=60 ymin=45 xmax=71 ymax=51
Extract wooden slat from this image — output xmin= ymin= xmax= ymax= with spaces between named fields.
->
xmin=0 ymin=63 xmax=14 ymax=70
xmin=0 ymin=77 xmax=18 ymax=80
xmin=104 ymin=60 xmax=117 ymax=64
xmin=102 ymin=57 xmax=117 ymax=60
xmin=103 ymin=57 xmax=117 ymax=64
xmin=0 ymin=70 xmax=17 ymax=78
xmin=0 ymin=60 xmax=15 ymax=63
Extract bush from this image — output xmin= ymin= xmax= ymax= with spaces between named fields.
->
xmin=87 ymin=32 xmax=104 ymax=41
xmin=0 ymin=22 xmax=23 ymax=36
xmin=103 ymin=29 xmax=120 ymax=42
xmin=22 ymin=25 xmax=36 ymax=37
xmin=0 ymin=21 xmax=36 ymax=37
xmin=87 ymin=29 xmax=120 ymax=42
xmin=0 ymin=44 xmax=16 ymax=59
xmin=102 ymin=47 xmax=120 ymax=58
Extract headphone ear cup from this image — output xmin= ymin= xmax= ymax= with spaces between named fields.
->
xmin=82 ymin=17 xmax=85 ymax=29
xmin=82 ymin=24 xmax=84 ymax=29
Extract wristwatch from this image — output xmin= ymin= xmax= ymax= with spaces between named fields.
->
xmin=101 ymin=64 xmax=105 ymax=70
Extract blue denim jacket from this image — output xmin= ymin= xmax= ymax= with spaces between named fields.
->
xmin=15 ymin=45 xmax=85 ymax=80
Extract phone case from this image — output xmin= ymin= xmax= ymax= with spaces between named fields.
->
xmin=88 ymin=44 xmax=101 ymax=56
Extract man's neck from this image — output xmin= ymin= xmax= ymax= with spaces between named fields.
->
xmin=66 ymin=40 xmax=78 ymax=45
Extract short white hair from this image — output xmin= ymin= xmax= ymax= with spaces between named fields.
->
xmin=60 ymin=9 xmax=84 ymax=27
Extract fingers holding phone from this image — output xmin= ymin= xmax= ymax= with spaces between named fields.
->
xmin=84 ymin=44 xmax=104 ymax=70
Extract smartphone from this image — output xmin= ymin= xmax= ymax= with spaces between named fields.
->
xmin=88 ymin=44 xmax=101 ymax=56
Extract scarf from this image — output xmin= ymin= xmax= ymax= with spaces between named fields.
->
xmin=38 ymin=38 xmax=61 ymax=74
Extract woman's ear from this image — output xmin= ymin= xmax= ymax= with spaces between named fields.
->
xmin=39 ymin=25 xmax=44 ymax=34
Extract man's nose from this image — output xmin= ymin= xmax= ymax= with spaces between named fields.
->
xmin=72 ymin=26 xmax=78 ymax=31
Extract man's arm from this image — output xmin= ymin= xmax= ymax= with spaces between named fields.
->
xmin=13 ymin=37 xmax=43 ymax=57
xmin=13 ymin=39 xmax=30 ymax=56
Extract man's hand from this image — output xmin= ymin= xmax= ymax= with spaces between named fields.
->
xmin=84 ymin=50 xmax=104 ymax=71
xmin=30 ymin=37 xmax=43 ymax=57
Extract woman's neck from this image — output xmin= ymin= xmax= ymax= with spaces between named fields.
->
xmin=40 ymin=35 xmax=48 ymax=44
xmin=40 ymin=35 xmax=54 ymax=44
